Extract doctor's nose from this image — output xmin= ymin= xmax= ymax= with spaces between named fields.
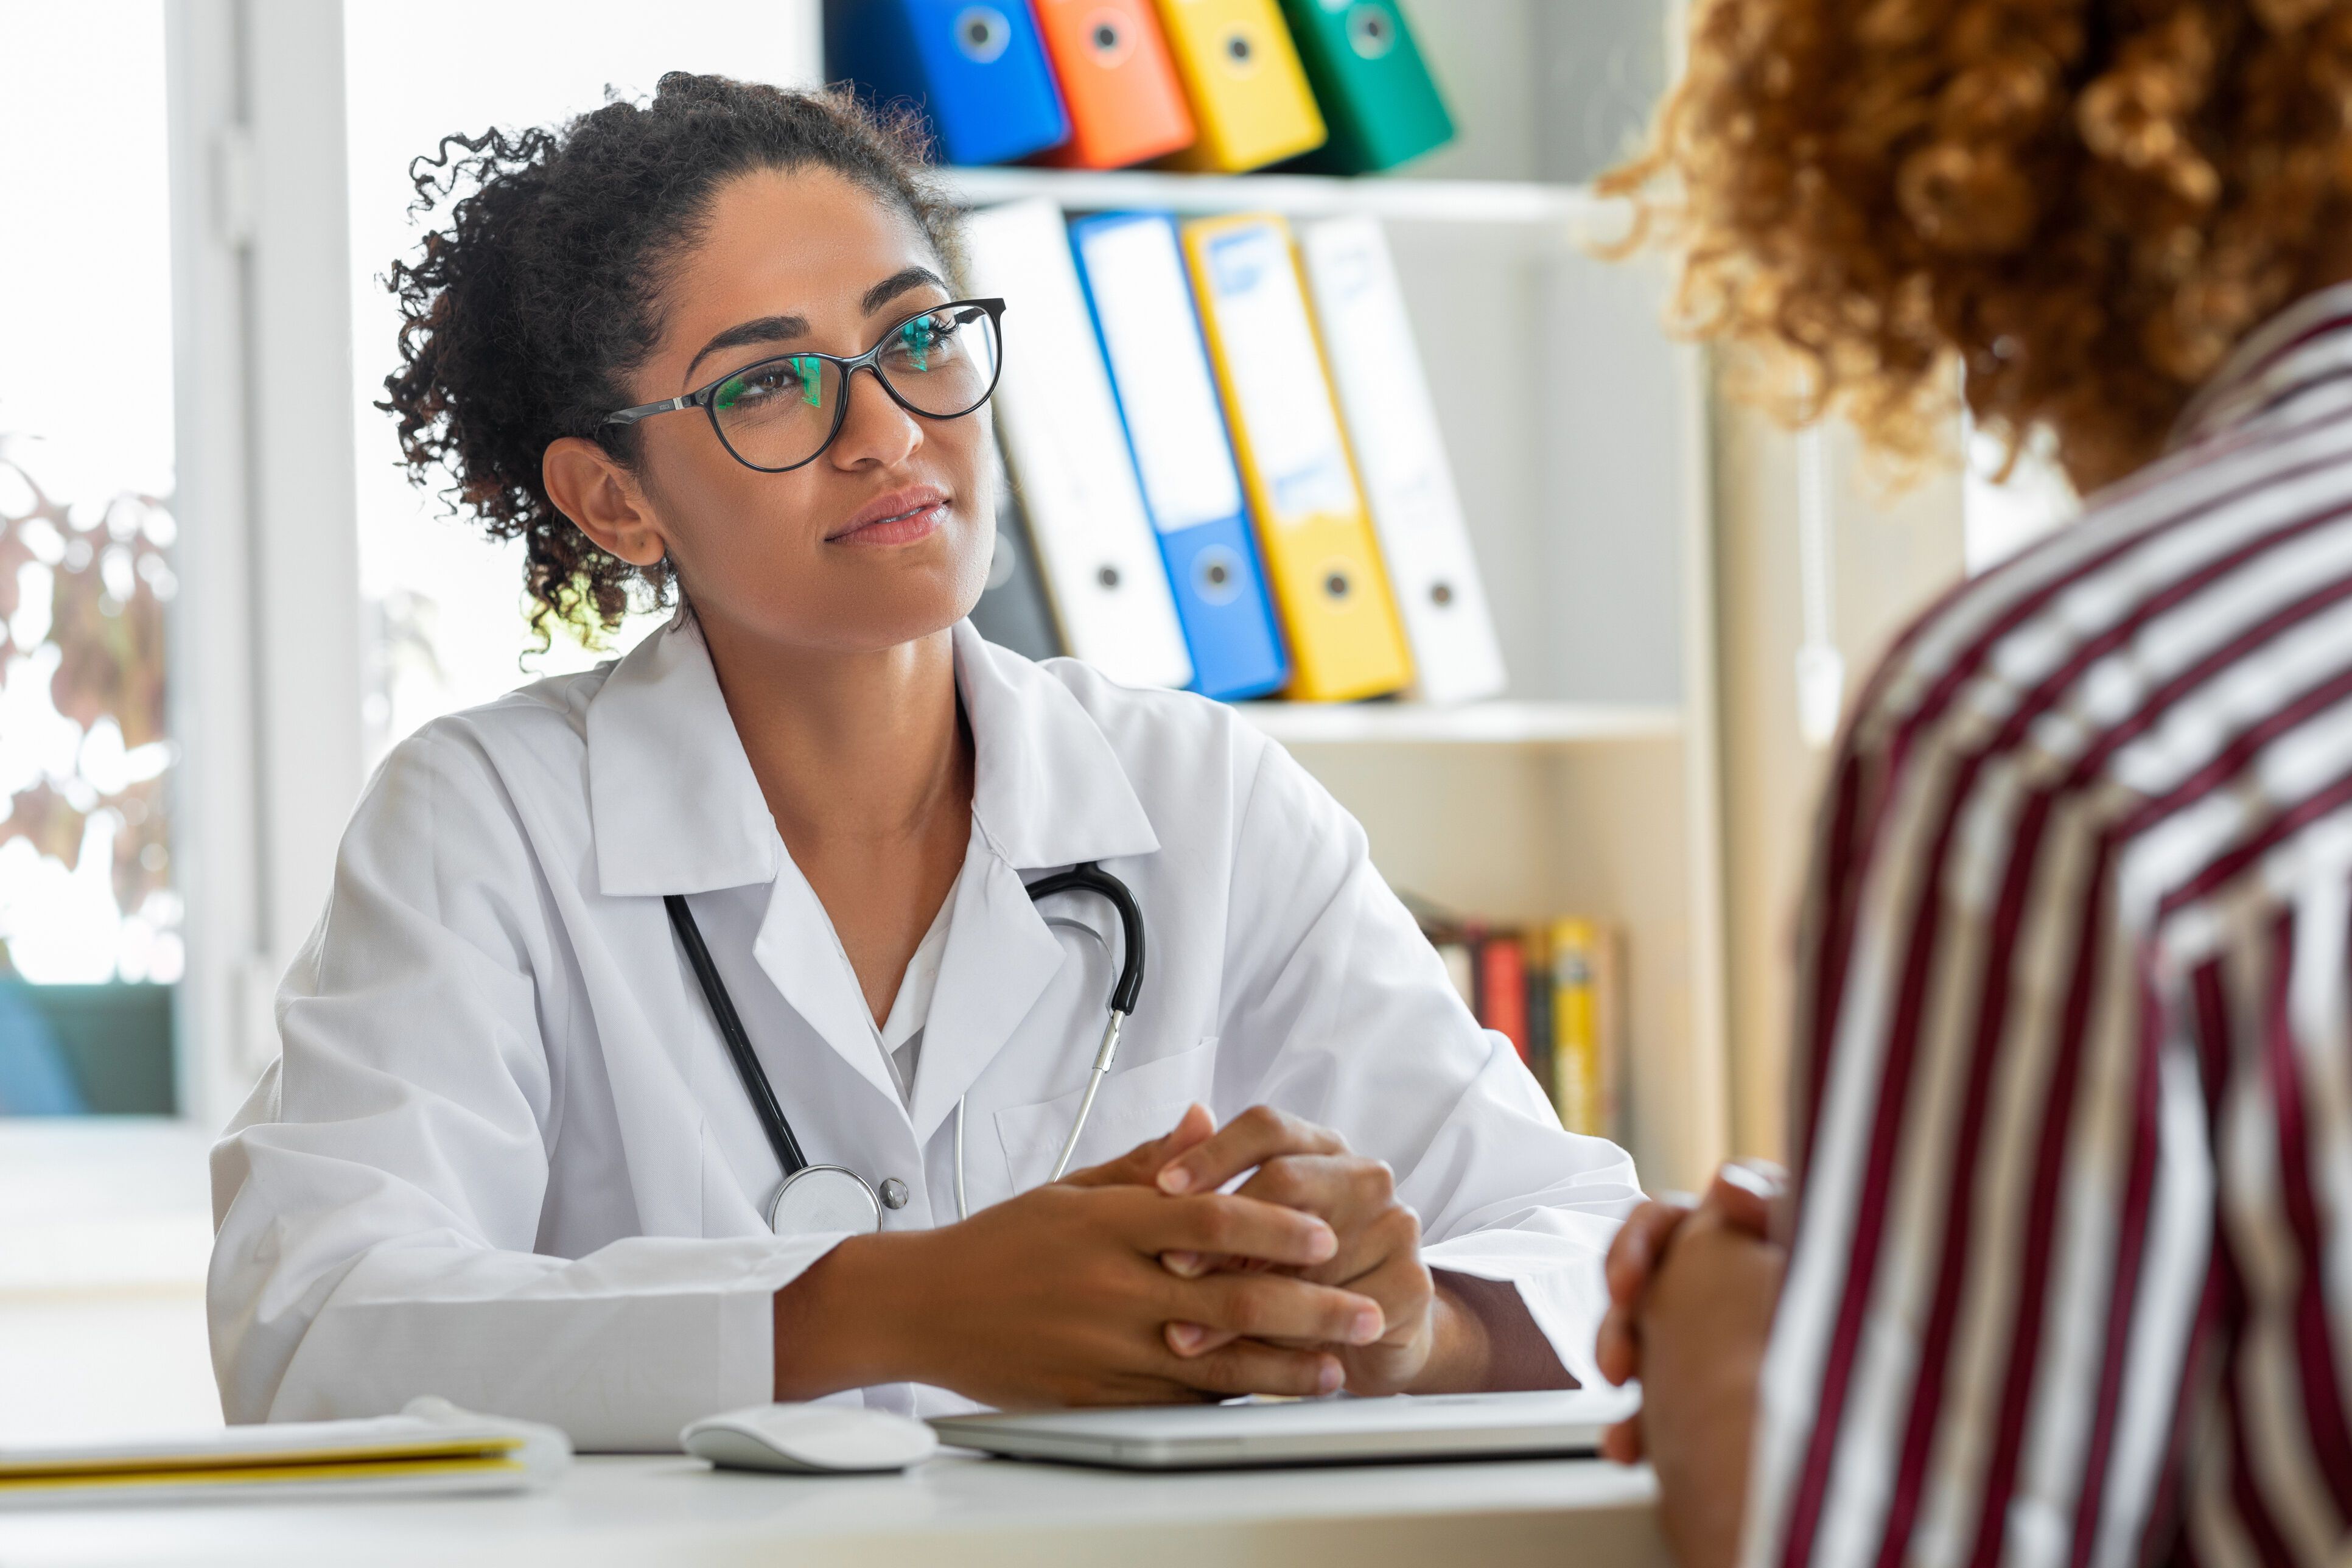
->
xmin=825 ymin=364 xmax=924 ymax=472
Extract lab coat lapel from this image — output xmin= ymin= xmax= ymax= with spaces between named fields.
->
xmin=906 ymin=627 xmax=1164 ymax=1143
xmin=905 ymin=843 xmax=1066 ymax=1143
xmin=588 ymin=617 xmax=905 ymax=1107
xmin=750 ymin=853 xmax=902 ymax=1107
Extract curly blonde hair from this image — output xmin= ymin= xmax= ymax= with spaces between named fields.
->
xmin=1603 ymin=0 xmax=2352 ymax=492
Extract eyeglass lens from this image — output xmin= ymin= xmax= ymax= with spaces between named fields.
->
xmin=709 ymin=304 xmax=1001 ymax=471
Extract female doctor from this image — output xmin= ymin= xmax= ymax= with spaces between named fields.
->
xmin=207 ymin=74 xmax=1642 ymax=1450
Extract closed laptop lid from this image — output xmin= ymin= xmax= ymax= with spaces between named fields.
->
xmin=929 ymin=1389 xmax=1639 ymax=1470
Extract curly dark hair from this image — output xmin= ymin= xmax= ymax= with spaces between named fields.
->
xmin=380 ymin=73 xmax=962 ymax=644
xmin=1603 ymin=0 xmax=2352 ymax=493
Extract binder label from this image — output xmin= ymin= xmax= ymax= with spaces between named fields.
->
xmin=1205 ymin=226 xmax=1354 ymax=521
xmin=1082 ymin=220 xmax=1245 ymax=533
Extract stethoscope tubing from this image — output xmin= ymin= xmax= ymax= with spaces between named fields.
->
xmin=664 ymin=892 xmax=811 ymax=1175
xmin=668 ymin=863 xmax=1144 ymax=1227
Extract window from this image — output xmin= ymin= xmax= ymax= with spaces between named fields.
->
xmin=0 ymin=2 xmax=180 ymax=1115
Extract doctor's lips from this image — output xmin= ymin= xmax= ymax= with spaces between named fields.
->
xmin=828 ymin=485 xmax=950 ymax=546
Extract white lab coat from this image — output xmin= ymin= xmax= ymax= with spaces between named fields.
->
xmin=209 ymin=618 xmax=1641 ymax=1449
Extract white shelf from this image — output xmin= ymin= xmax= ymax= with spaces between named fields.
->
xmin=1232 ymin=699 xmax=1681 ymax=747
xmin=935 ymin=166 xmax=1614 ymax=233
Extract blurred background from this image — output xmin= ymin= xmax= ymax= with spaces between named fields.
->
xmin=0 ymin=0 xmax=2068 ymax=1440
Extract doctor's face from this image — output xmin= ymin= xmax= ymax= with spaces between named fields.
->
xmin=611 ymin=167 xmax=993 ymax=654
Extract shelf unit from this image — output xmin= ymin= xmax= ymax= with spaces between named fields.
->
xmin=937 ymin=2 xmax=1729 ymax=1192
xmin=939 ymin=166 xmax=1613 ymax=236
xmin=1234 ymin=700 xmax=1680 ymax=747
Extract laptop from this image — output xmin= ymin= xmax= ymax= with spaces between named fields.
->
xmin=927 ymin=1388 xmax=1639 ymax=1471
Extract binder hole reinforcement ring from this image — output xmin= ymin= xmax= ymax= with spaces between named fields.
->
xmin=1194 ymin=546 xmax=1244 ymax=606
xmin=1087 ymin=11 xmax=1133 ymax=65
xmin=1347 ymin=4 xmax=1396 ymax=59
xmin=955 ymin=5 xmax=1012 ymax=63
xmin=1222 ymin=29 xmax=1259 ymax=72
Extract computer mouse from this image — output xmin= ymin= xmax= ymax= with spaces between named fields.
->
xmin=679 ymin=1402 xmax=940 ymax=1474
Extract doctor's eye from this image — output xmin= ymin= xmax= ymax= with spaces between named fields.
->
xmin=877 ymin=306 xmax=1002 ymax=419
xmin=714 ymin=355 xmax=825 ymax=416
xmin=884 ymin=309 xmax=974 ymax=375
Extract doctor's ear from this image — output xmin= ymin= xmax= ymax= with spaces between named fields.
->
xmin=542 ymin=436 xmax=670 ymax=569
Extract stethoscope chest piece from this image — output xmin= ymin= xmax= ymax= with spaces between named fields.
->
xmin=768 ymin=1164 xmax=882 ymax=1236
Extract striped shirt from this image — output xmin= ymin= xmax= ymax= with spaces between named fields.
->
xmin=1748 ymin=282 xmax=2352 ymax=1568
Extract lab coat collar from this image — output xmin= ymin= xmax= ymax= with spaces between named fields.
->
xmin=585 ymin=614 xmax=781 ymax=898
xmin=952 ymin=621 xmax=1161 ymax=872
xmin=584 ymin=617 xmax=1162 ymax=899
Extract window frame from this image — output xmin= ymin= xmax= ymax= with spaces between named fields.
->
xmin=162 ymin=0 xmax=364 ymax=1133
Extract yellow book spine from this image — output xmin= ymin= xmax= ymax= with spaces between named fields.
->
xmin=1548 ymin=918 xmax=1603 ymax=1137
xmin=1183 ymin=214 xmax=1412 ymax=702
xmin=1150 ymin=0 xmax=1326 ymax=172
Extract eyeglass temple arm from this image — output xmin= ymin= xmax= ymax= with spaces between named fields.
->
xmin=601 ymin=393 xmax=694 ymax=429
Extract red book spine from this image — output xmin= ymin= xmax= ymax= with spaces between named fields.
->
xmin=1476 ymin=934 xmax=1530 ymax=1065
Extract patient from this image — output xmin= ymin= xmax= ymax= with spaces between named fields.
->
xmin=1594 ymin=2 xmax=2352 ymax=1566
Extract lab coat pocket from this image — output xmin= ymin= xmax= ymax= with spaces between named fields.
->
xmin=995 ymin=1037 xmax=1217 ymax=1191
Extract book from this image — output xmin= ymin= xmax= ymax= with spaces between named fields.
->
xmin=971 ymin=438 xmax=1065 ymax=662
xmin=1474 ymin=928 xmax=1529 ymax=1068
xmin=1149 ymin=0 xmax=1326 ymax=172
xmin=962 ymin=198 xmax=1195 ymax=688
xmin=1071 ymin=211 xmax=1288 ymax=701
xmin=1547 ymin=917 xmax=1622 ymax=1139
xmin=1032 ymin=0 xmax=1197 ymax=168
xmin=825 ymin=0 xmax=1071 ymax=166
xmin=1275 ymin=0 xmax=1454 ymax=173
xmin=0 ymin=1399 xmax=567 ymax=1510
xmin=1182 ymin=213 xmax=1412 ymax=702
xmin=1296 ymin=215 xmax=1506 ymax=705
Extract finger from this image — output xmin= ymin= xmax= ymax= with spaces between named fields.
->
xmin=1167 ymin=1338 xmax=1345 ymax=1399
xmin=1156 ymin=1105 xmax=1347 ymax=1197
xmin=1595 ymin=1303 xmax=1639 ymax=1386
xmin=1600 ymin=1415 xmax=1644 ymax=1465
xmin=1603 ymin=1199 xmax=1692 ymax=1307
xmin=1170 ymin=1270 xmax=1386 ymax=1348
xmin=1704 ymin=1159 xmax=1787 ymax=1237
xmin=1329 ymin=1244 xmax=1431 ymax=1347
xmin=1163 ymin=1322 xmax=1240 ymax=1357
xmin=1060 ymin=1103 xmax=1217 ymax=1188
xmin=1129 ymin=1191 xmax=1339 ymax=1269
xmin=1234 ymin=1153 xmax=1393 ymax=1228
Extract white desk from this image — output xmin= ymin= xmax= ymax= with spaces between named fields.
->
xmin=0 ymin=1451 xmax=1667 ymax=1568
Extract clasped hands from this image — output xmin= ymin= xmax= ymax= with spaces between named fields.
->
xmin=1059 ymin=1102 xmax=1440 ymax=1401
xmin=776 ymin=1102 xmax=1447 ymax=1408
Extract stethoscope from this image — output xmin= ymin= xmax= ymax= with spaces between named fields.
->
xmin=664 ymin=863 xmax=1146 ymax=1236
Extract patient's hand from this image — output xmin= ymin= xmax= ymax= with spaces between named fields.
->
xmin=1631 ymin=1200 xmax=1785 ymax=1568
xmin=1595 ymin=1161 xmax=1782 ymax=1463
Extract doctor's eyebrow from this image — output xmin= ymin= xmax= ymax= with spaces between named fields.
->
xmin=677 ymin=267 xmax=950 ymax=387
xmin=682 ymin=313 xmax=810 ymax=387
xmin=861 ymin=265 xmax=947 ymax=317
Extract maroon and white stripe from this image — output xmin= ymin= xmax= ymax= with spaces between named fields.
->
xmin=1748 ymin=282 xmax=2352 ymax=1568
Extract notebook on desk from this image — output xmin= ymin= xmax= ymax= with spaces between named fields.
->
xmin=0 ymin=1398 xmax=570 ymax=1509
xmin=928 ymin=1388 xmax=1637 ymax=1471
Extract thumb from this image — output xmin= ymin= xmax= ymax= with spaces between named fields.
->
xmin=1057 ymin=1102 xmax=1216 ymax=1188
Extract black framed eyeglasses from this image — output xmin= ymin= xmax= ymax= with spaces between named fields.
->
xmin=601 ymin=297 xmax=1007 ymax=474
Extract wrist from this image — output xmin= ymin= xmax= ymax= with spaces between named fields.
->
xmin=1407 ymin=1281 xmax=1492 ymax=1392
xmin=1416 ymin=1270 xmax=1578 ymax=1393
xmin=772 ymin=1230 xmax=936 ymax=1400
